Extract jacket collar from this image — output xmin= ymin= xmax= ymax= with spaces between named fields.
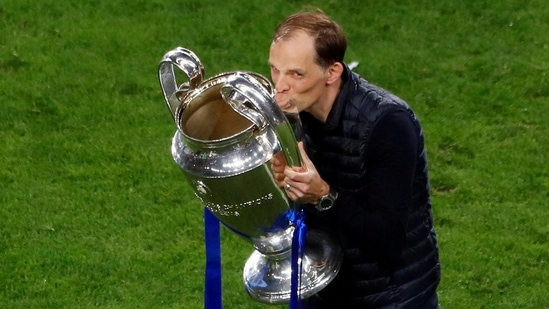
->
xmin=324 ymin=63 xmax=355 ymax=130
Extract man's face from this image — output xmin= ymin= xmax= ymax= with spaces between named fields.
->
xmin=268 ymin=31 xmax=329 ymax=113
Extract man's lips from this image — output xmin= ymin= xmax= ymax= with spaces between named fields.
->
xmin=274 ymin=92 xmax=296 ymax=110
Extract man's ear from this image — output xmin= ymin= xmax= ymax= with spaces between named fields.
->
xmin=326 ymin=62 xmax=344 ymax=85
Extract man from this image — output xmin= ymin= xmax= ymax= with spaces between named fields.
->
xmin=269 ymin=10 xmax=441 ymax=308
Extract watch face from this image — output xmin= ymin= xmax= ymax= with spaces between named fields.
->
xmin=319 ymin=197 xmax=333 ymax=210
xmin=317 ymin=190 xmax=337 ymax=211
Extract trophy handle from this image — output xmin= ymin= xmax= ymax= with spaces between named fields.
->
xmin=221 ymin=72 xmax=302 ymax=168
xmin=158 ymin=47 xmax=205 ymax=120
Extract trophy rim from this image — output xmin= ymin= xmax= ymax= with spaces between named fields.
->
xmin=174 ymin=70 xmax=274 ymax=145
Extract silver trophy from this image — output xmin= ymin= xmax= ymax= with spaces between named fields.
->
xmin=158 ymin=47 xmax=341 ymax=304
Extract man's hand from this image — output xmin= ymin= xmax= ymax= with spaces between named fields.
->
xmin=270 ymin=151 xmax=287 ymax=188
xmin=271 ymin=142 xmax=329 ymax=205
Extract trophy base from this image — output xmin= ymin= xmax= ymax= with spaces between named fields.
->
xmin=242 ymin=229 xmax=342 ymax=304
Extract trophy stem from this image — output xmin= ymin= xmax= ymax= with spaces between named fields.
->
xmin=243 ymin=229 xmax=342 ymax=304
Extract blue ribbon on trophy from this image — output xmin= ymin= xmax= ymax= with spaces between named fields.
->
xmin=204 ymin=208 xmax=222 ymax=309
xmin=287 ymin=208 xmax=308 ymax=309
xmin=204 ymin=207 xmax=307 ymax=309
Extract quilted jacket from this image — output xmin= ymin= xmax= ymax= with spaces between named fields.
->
xmin=300 ymin=65 xmax=441 ymax=308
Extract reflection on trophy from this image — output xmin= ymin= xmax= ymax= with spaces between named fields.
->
xmin=158 ymin=47 xmax=342 ymax=304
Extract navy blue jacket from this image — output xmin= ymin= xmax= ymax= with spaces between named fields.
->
xmin=301 ymin=66 xmax=441 ymax=308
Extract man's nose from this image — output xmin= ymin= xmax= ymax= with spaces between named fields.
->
xmin=274 ymin=74 xmax=289 ymax=93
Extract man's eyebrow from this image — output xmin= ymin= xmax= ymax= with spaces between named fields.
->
xmin=267 ymin=61 xmax=306 ymax=74
xmin=288 ymin=67 xmax=306 ymax=74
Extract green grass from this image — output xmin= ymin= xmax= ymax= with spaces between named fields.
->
xmin=1 ymin=0 xmax=548 ymax=308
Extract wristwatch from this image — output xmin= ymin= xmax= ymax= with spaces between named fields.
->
xmin=316 ymin=187 xmax=338 ymax=212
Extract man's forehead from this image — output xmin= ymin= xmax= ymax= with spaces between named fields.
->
xmin=269 ymin=34 xmax=316 ymax=69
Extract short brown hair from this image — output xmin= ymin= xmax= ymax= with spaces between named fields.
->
xmin=273 ymin=9 xmax=347 ymax=69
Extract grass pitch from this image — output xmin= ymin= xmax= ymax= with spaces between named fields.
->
xmin=1 ymin=0 xmax=548 ymax=308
